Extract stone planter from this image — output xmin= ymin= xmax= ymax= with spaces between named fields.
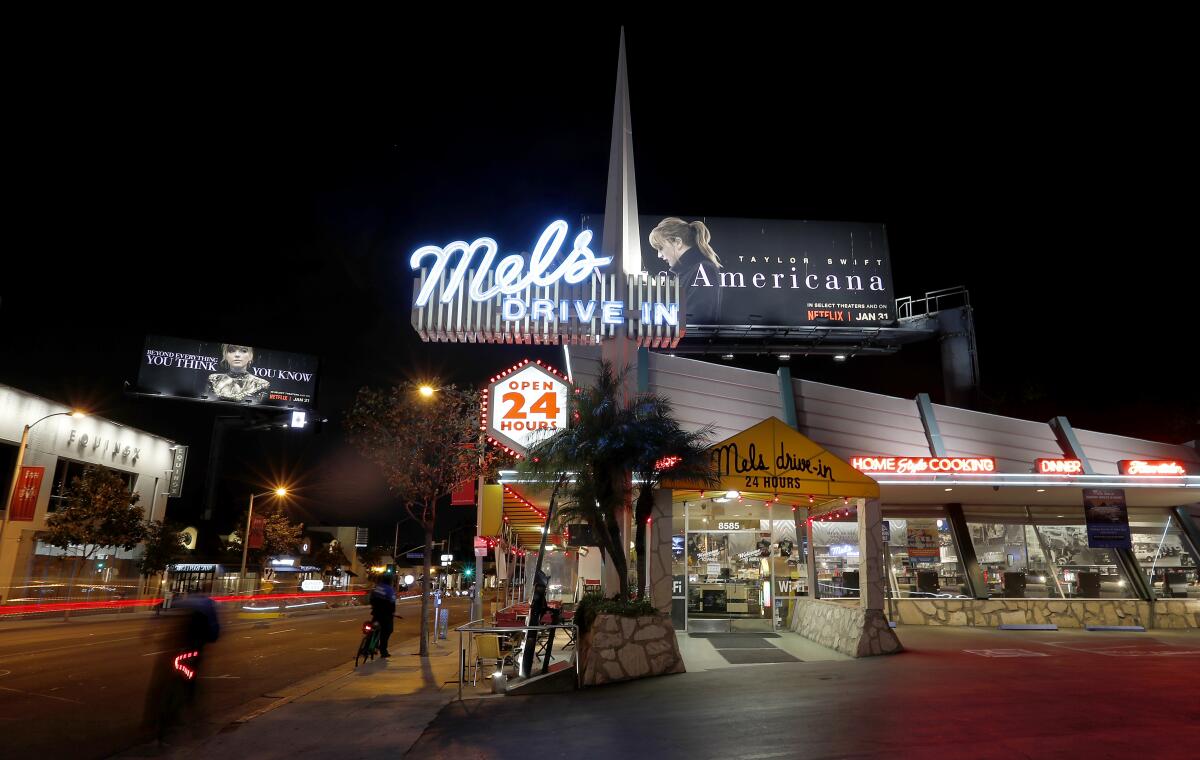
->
xmin=789 ymin=599 xmax=903 ymax=657
xmin=578 ymin=613 xmax=686 ymax=686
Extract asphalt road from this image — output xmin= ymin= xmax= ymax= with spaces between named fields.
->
xmin=0 ymin=595 xmax=470 ymax=759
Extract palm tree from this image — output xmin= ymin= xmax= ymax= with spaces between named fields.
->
xmin=628 ymin=399 xmax=718 ymax=599
xmin=523 ymin=361 xmax=717 ymax=600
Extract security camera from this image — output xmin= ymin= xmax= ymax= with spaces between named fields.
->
xmin=992 ymin=485 xmax=1000 ymax=492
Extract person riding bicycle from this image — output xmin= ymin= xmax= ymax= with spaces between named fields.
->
xmin=143 ymin=591 xmax=220 ymax=742
xmin=369 ymin=575 xmax=397 ymax=658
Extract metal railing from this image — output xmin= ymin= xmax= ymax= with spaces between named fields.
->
xmin=895 ymin=286 xmax=970 ymax=320
xmin=454 ymin=618 xmax=578 ymax=700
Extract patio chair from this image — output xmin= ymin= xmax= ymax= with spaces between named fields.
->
xmin=560 ymin=609 xmax=577 ymax=649
xmin=471 ymin=635 xmax=512 ymax=685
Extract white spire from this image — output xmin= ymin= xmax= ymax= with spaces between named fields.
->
xmin=602 ymin=28 xmax=642 ymax=278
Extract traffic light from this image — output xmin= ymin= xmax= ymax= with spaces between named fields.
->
xmin=464 ymin=567 xmax=474 ymax=578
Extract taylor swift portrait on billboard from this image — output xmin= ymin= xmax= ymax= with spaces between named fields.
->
xmin=648 ymin=217 xmax=723 ymax=324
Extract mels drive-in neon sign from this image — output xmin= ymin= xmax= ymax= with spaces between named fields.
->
xmin=412 ymin=221 xmax=610 ymax=306
xmin=409 ymin=220 xmax=684 ymax=347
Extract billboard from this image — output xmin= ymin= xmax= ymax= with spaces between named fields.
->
xmin=137 ymin=335 xmax=318 ymax=409
xmin=583 ymin=215 xmax=895 ymax=328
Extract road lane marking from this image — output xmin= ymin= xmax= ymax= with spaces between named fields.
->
xmin=1044 ymin=641 xmax=1200 ymax=657
xmin=0 ymin=685 xmax=84 ymax=704
xmin=0 ymin=612 xmax=365 ymax=661
xmin=266 ymin=628 xmax=297 ymax=635
xmin=0 ymin=635 xmax=147 ymax=662
xmin=141 ymin=650 xmax=170 ymax=657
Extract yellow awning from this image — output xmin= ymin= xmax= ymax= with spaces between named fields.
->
xmin=662 ymin=417 xmax=879 ymax=500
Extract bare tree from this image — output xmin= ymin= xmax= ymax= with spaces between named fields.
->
xmin=345 ymin=383 xmax=499 ymax=656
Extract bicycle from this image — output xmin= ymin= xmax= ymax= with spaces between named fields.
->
xmin=355 ymin=620 xmax=381 ymax=667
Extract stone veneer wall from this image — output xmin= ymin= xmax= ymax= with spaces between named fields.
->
xmin=789 ymin=599 xmax=903 ymax=658
xmin=579 ymin=614 xmax=686 ymax=686
xmin=893 ymin=599 xmax=1200 ymax=629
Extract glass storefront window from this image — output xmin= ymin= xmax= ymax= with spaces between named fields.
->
xmin=964 ymin=506 xmax=1136 ymax=599
xmin=670 ymin=506 xmax=687 ymax=630
xmin=811 ymin=519 xmax=861 ymax=598
xmin=884 ymin=515 xmax=970 ymax=599
xmin=1129 ymin=509 xmax=1199 ymax=599
xmin=768 ymin=515 xmax=804 ymax=629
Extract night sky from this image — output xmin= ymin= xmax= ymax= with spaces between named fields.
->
xmin=4 ymin=24 xmax=1194 ymax=555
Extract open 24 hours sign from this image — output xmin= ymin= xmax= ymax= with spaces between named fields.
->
xmin=484 ymin=359 xmax=570 ymax=457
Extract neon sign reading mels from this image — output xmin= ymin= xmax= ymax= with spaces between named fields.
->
xmin=410 ymin=220 xmax=610 ymax=306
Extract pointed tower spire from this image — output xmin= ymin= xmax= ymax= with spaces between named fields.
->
xmin=602 ymin=28 xmax=642 ymax=278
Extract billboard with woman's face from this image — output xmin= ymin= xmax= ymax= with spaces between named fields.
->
xmin=137 ymin=335 xmax=319 ymax=409
xmin=583 ymin=215 xmax=896 ymax=328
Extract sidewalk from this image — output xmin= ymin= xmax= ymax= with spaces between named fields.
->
xmin=121 ymin=629 xmax=840 ymax=758
xmin=124 ymin=633 xmax=466 ymax=759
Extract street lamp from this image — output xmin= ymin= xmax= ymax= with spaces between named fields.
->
xmin=238 ymin=486 xmax=289 ymax=596
xmin=1 ymin=410 xmax=87 ymax=600
xmin=418 ymin=384 xmax=436 ymax=398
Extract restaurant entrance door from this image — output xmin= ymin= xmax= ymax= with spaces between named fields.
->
xmin=683 ymin=500 xmax=776 ymax=632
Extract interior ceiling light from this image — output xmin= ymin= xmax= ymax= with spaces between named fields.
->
xmin=1036 ymin=488 xmax=1046 ymax=493
xmin=833 ymin=355 xmax=848 ymax=362
xmin=721 ymin=354 xmax=735 ymax=360
xmin=944 ymin=488 xmax=953 ymax=492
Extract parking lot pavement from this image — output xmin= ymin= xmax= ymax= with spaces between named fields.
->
xmin=409 ymin=625 xmax=1200 ymax=760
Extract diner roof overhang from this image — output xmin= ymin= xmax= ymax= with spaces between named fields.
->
xmin=500 ymin=484 xmax=562 ymax=549
xmin=873 ymin=474 xmax=1200 ymax=508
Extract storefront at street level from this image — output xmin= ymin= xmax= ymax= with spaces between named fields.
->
xmin=567 ymin=347 xmax=1200 ymax=637
xmin=1 ymin=384 xmax=183 ymax=606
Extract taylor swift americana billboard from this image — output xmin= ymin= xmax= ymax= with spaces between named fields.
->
xmin=582 ymin=215 xmax=895 ymax=329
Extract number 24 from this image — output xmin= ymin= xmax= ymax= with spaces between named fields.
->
xmin=502 ymin=392 xmax=560 ymax=419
